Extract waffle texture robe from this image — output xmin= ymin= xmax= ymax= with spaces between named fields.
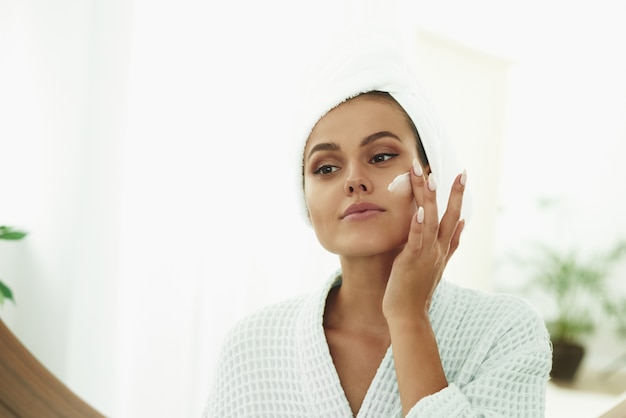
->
xmin=204 ymin=273 xmax=552 ymax=417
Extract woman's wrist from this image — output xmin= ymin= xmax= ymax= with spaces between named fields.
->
xmin=386 ymin=310 xmax=431 ymax=333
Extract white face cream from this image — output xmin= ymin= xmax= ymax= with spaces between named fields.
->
xmin=387 ymin=172 xmax=411 ymax=194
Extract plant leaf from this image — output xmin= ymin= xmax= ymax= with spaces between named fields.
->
xmin=0 ymin=226 xmax=28 ymax=240
xmin=0 ymin=232 xmax=27 ymax=240
xmin=0 ymin=280 xmax=15 ymax=305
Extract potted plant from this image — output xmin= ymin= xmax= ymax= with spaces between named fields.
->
xmin=0 ymin=225 xmax=28 ymax=307
xmin=521 ymin=239 xmax=626 ymax=381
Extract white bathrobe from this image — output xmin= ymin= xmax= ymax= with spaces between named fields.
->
xmin=204 ymin=272 xmax=551 ymax=417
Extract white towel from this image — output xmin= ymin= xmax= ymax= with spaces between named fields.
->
xmin=292 ymin=26 xmax=473 ymax=224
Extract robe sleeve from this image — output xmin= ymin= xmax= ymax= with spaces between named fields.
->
xmin=406 ymin=298 xmax=552 ymax=417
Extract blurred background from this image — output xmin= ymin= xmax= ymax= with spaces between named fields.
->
xmin=1 ymin=0 xmax=625 ymax=416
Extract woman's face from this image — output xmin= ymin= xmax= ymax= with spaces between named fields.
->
xmin=303 ymin=95 xmax=421 ymax=258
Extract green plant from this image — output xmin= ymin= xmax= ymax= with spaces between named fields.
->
xmin=0 ymin=226 xmax=28 ymax=307
xmin=522 ymin=240 xmax=626 ymax=344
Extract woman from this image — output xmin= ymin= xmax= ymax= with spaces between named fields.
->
xmin=204 ymin=29 xmax=552 ymax=417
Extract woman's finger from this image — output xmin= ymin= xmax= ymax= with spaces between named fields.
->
xmin=421 ymin=172 xmax=439 ymax=246
xmin=439 ymin=170 xmax=466 ymax=246
xmin=446 ymin=219 xmax=465 ymax=264
xmin=409 ymin=158 xmax=425 ymax=210
xmin=405 ymin=206 xmax=425 ymax=253
xmin=403 ymin=159 xmax=426 ymax=254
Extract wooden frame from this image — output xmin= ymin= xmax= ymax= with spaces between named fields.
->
xmin=0 ymin=319 xmax=105 ymax=417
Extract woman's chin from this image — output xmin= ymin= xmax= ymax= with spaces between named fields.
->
xmin=324 ymin=237 xmax=407 ymax=259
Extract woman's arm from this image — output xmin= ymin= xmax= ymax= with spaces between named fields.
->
xmin=405 ymin=305 xmax=552 ymax=417
xmin=387 ymin=313 xmax=449 ymax=415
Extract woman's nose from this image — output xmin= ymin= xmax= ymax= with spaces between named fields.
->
xmin=344 ymin=168 xmax=373 ymax=195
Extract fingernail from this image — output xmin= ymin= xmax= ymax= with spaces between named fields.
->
xmin=460 ymin=169 xmax=467 ymax=186
xmin=417 ymin=206 xmax=424 ymax=224
xmin=427 ymin=174 xmax=436 ymax=191
xmin=413 ymin=159 xmax=423 ymax=176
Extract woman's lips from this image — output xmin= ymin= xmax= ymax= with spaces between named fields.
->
xmin=341 ymin=202 xmax=385 ymax=220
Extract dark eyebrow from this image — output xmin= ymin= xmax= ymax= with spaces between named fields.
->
xmin=361 ymin=131 xmax=402 ymax=146
xmin=307 ymin=131 xmax=402 ymax=162
xmin=307 ymin=142 xmax=339 ymax=161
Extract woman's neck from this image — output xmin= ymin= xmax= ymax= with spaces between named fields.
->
xmin=325 ymin=252 xmax=399 ymax=332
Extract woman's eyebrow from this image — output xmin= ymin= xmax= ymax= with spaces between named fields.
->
xmin=307 ymin=142 xmax=339 ymax=161
xmin=307 ymin=131 xmax=402 ymax=161
xmin=361 ymin=131 xmax=402 ymax=146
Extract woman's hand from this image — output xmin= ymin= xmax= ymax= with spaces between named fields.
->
xmin=382 ymin=159 xmax=466 ymax=414
xmin=382 ymin=159 xmax=466 ymax=323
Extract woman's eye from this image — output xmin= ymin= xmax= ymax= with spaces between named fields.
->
xmin=313 ymin=165 xmax=340 ymax=176
xmin=370 ymin=153 xmax=398 ymax=164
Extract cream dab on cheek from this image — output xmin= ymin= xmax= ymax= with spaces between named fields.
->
xmin=387 ymin=172 xmax=411 ymax=194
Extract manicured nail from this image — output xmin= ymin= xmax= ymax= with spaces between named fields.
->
xmin=416 ymin=206 xmax=424 ymax=224
xmin=427 ymin=174 xmax=436 ymax=191
xmin=460 ymin=169 xmax=467 ymax=186
xmin=413 ymin=159 xmax=423 ymax=176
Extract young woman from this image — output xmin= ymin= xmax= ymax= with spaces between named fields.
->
xmin=204 ymin=30 xmax=552 ymax=417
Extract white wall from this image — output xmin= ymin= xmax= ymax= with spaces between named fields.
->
xmin=0 ymin=0 xmax=131 ymax=412
xmin=488 ymin=3 xmax=626 ymax=369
